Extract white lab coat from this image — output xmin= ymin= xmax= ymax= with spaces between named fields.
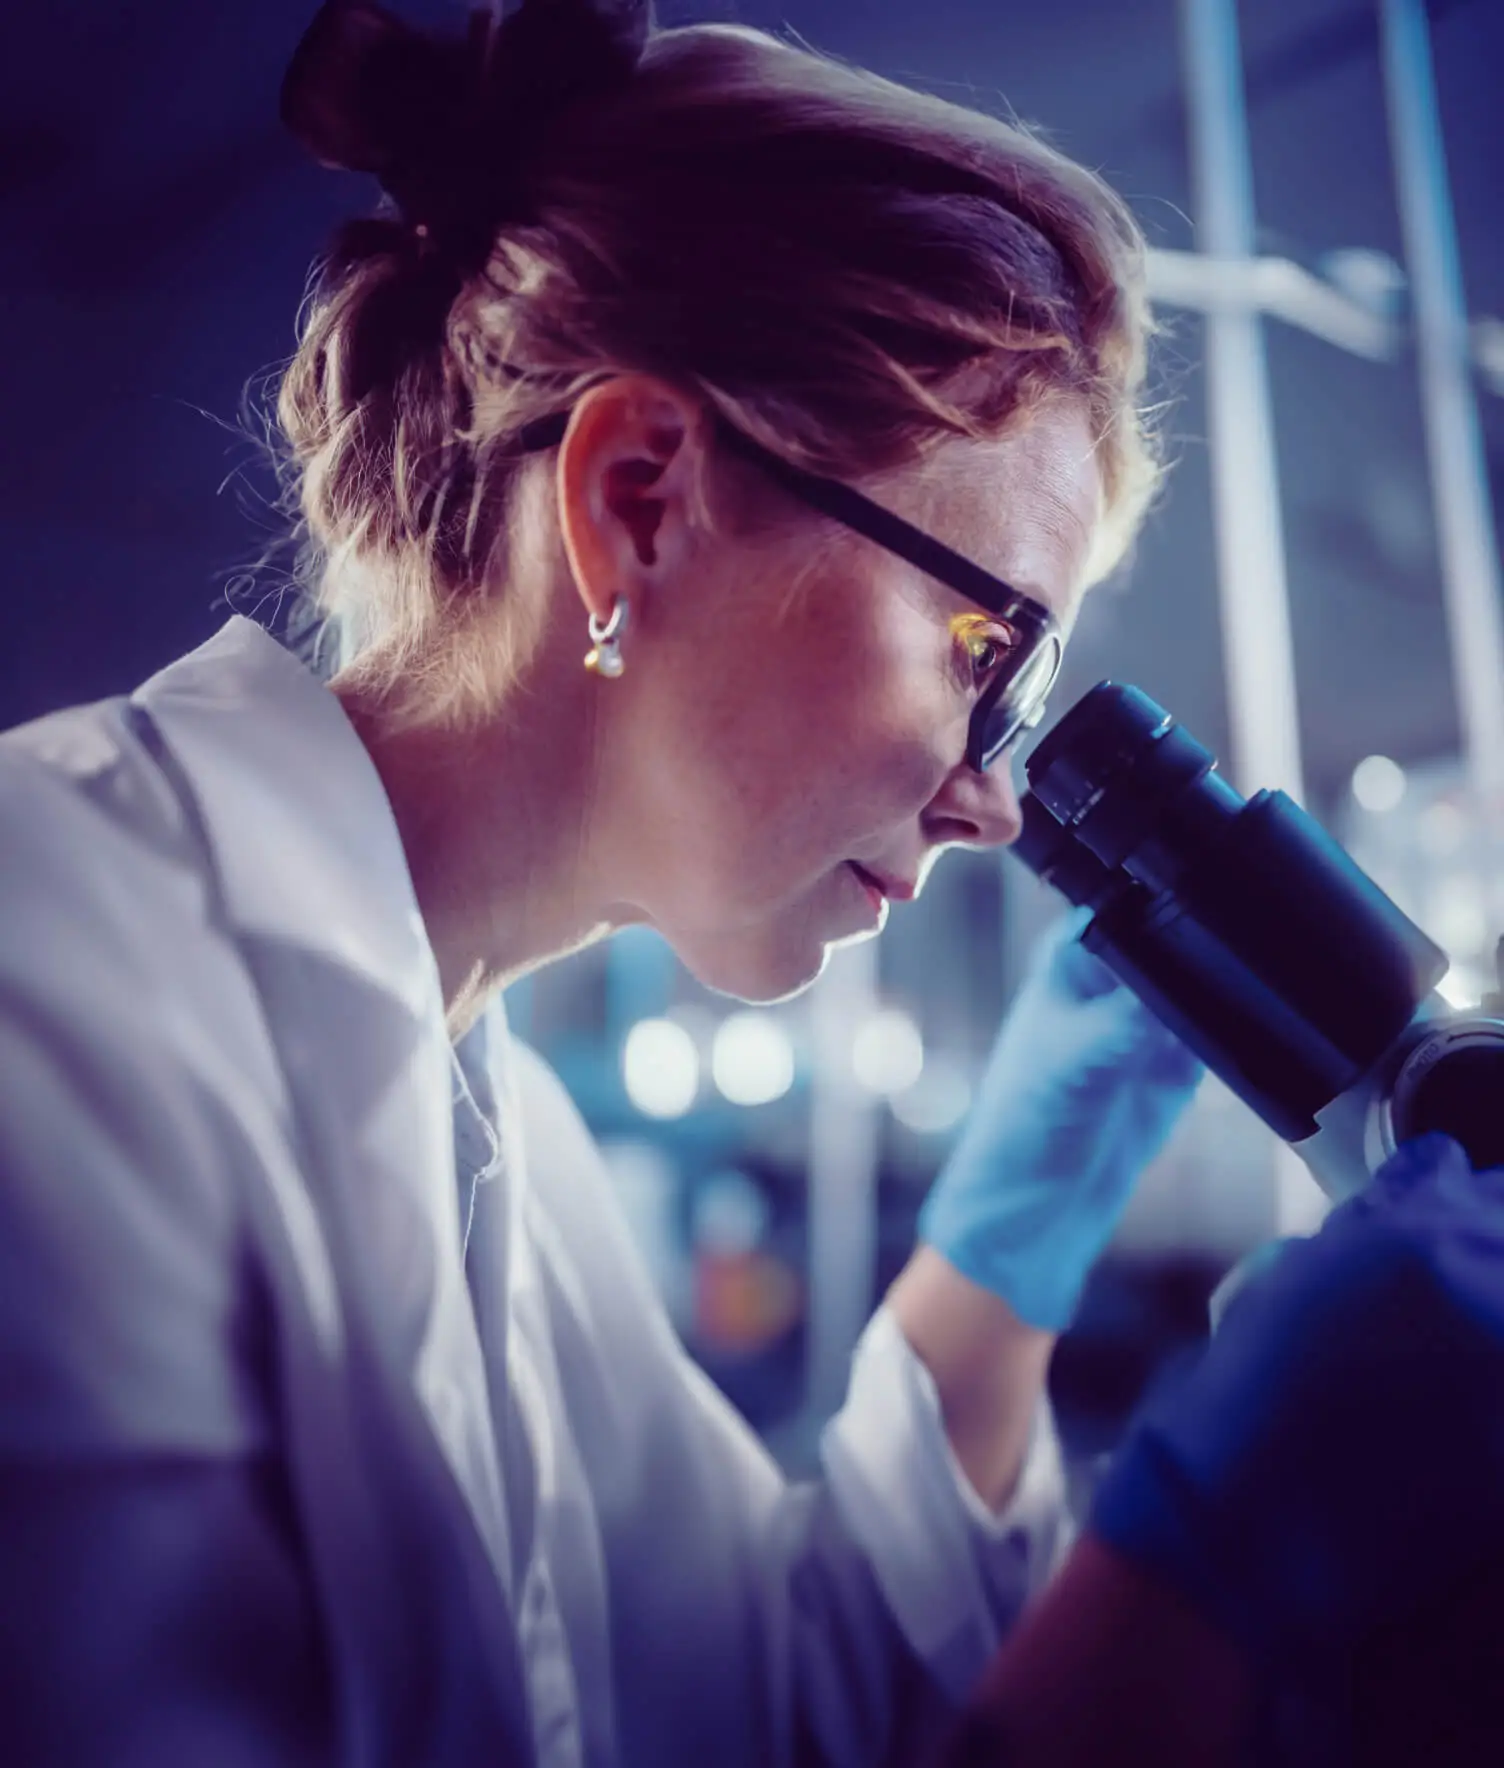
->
xmin=0 ymin=618 xmax=1069 ymax=1767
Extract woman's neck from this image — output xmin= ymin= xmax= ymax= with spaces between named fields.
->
xmin=331 ymin=657 xmax=629 ymax=1035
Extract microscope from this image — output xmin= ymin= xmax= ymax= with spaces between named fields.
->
xmin=1014 ymin=682 xmax=1504 ymax=1199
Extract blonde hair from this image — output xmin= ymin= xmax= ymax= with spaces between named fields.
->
xmin=278 ymin=9 xmax=1157 ymax=723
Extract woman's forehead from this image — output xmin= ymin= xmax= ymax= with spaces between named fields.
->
xmin=876 ymin=401 xmax=1104 ymax=623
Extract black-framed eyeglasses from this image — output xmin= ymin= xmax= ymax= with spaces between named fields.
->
xmin=514 ymin=411 xmax=1064 ymax=774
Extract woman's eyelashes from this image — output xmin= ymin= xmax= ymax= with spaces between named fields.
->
xmin=949 ymin=613 xmax=1015 ymax=691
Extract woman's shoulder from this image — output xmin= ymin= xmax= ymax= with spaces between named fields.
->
xmin=0 ymin=691 xmax=232 ymax=1012
xmin=0 ymin=702 xmax=279 ymax=1460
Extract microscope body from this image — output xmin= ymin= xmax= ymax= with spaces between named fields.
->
xmin=1302 ymin=998 xmax=1504 ymax=1197
xmin=1016 ymin=683 xmax=1504 ymax=1196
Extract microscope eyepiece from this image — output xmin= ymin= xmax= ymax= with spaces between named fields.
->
xmin=1015 ymin=681 xmax=1470 ymax=1189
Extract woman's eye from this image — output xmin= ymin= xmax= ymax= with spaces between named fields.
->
xmin=967 ymin=635 xmax=1003 ymax=680
xmin=951 ymin=615 xmax=1014 ymax=688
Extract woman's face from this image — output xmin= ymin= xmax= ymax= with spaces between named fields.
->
xmin=576 ymin=394 xmax=1104 ymax=1003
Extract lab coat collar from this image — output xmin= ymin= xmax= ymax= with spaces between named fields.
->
xmin=132 ymin=616 xmax=442 ymax=1024
xmin=120 ymin=619 xmax=532 ymax=1746
xmin=453 ymin=1012 xmax=505 ymax=1255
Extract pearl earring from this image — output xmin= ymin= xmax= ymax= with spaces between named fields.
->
xmin=584 ymin=596 xmax=629 ymax=678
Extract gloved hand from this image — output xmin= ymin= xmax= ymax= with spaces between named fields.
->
xmin=1090 ymin=1134 xmax=1504 ymax=1674
xmin=918 ymin=909 xmax=1204 ymax=1330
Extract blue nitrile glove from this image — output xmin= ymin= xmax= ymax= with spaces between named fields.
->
xmin=918 ymin=908 xmax=1204 ymax=1330
xmin=1090 ymin=1134 xmax=1504 ymax=1674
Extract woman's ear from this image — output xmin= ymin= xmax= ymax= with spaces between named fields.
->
xmin=554 ymin=375 xmax=707 ymax=625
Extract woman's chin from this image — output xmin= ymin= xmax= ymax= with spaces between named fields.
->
xmin=663 ymin=875 xmax=890 ymax=1003
xmin=672 ymin=926 xmax=833 ymax=1006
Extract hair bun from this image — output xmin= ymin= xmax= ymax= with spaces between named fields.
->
xmin=281 ymin=0 xmax=652 ymax=270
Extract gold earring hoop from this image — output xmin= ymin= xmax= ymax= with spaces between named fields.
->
xmin=584 ymin=596 xmax=629 ymax=678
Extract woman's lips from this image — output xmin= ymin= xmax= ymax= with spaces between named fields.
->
xmin=845 ymin=861 xmax=920 ymax=929
xmin=846 ymin=861 xmax=888 ymax=922
xmin=847 ymin=861 xmax=916 ymax=903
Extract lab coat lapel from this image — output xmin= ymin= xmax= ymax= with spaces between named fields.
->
xmin=131 ymin=621 xmax=530 ymax=1747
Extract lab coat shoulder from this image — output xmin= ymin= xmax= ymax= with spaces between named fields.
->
xmin=0 ymin=704 xmax=283 ymax=1459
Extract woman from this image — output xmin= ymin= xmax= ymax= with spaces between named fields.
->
xmin=0 ymin=1 xmax=1200 ymax=1763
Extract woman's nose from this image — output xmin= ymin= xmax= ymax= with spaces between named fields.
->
xmin=922 ymin=756 xmax=1025 ymax=851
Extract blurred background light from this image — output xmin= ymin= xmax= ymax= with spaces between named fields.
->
xmin=1351 ymin=753 xmax=1408 ymax=813
xmin=712 ymin=1011 xmax=797 ymax=1106
xmin=1318 ymin=246 xmax=1407 ymax=319
xmin=1419 ymin=798 xmax=1468 ymax=857
xmin=1428 ymin=875 xmax=1488 ymax=955
xmin=888 ymin=1055 xmax=973 ymax=1135
xmin=622 ymin=1017 xmax=699 ymax=1119
xmin=851 ymin=1007 xmax=925 ymax=1097
xmin=1438 ymin=962 xmax=1488 ymax=1010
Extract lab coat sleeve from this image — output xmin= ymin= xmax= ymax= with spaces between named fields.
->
xmin=512 ymin=1040 xmax=1072 ymax=1768
xmin=822 ymin=1304 xmax=1072 ymax=1686
xmin=0 ymin=742 xmax=330 ymax=1764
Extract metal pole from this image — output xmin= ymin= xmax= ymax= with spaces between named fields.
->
xmin=804 ymin=940 xmax=881 ymax=1422
xmin=1181 ymin=0 xmax=1314 ymax=1234
xmin=1179 ymin=0 xmax=1306 ymax=808
xmin=1379 ymin=0 xmax=1504 ymax=809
